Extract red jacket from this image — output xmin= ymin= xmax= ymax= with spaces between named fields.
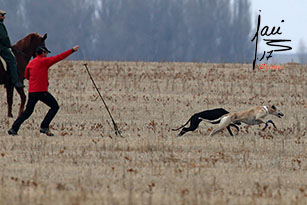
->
xmin=25 ymin=49 xmax=73 ymax=93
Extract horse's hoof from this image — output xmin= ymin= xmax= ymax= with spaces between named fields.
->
xmin=8 ymin=114 xmax=13 ymax=118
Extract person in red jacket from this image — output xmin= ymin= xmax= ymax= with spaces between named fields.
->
xmin=8 ymin=45 xmax=79 ymax=136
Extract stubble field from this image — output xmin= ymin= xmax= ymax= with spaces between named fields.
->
xmin=0 ymin=61 xmax=306 ymax=204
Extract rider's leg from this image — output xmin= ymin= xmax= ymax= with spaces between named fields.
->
xmin=0 ymin=48 xmax=24 ymax=87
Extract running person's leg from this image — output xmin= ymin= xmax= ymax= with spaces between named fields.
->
xmin=39 ymin=92 xmax=59 ymax=135
xmin=8 ymin=92 xmax=39 ymax=134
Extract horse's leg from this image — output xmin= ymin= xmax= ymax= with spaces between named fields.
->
xmin=15 ymin=87 xmax=26 ymax=116
xmin=6 ymin=85 xmax=14 ymax=117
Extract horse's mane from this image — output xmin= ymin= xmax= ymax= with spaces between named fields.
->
xmin=13 ymin=32 xmax=43 ymax=50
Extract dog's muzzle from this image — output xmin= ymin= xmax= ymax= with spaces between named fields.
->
xmin=278 ymin=112 xmax=284 ymax=118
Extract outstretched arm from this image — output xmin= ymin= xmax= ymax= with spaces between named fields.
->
xmin=46 ymin=45 xmax=79 ymax=67
xmin=72 ymin=45 xmax=79 ymax=52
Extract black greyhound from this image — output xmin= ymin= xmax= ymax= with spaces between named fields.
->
xmin=172 ymin=108 xmax=241 ymax=136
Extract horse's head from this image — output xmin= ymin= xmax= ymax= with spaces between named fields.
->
xmin=13 ymin=33 xmax=49 ymax=59
xmin=32 ymin=33 xmax=51 ymax=58
xmin=31 ymin=33 xmax=50 ymax=58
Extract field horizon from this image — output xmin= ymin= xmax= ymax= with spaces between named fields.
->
xmin=0 ymin=61 xmax=306 ymax=204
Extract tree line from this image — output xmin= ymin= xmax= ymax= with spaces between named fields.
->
xmin=2 ymin=0 xmax=254 ymax=62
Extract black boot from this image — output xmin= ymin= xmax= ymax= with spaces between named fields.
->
xmin=40 ymin=128 xmax=54 ymax=136
xmin=8 ymin=128 xmax=18 ymax=136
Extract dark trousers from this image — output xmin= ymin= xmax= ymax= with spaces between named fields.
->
xmin=12 ymin=92 xmax=59 ymax=132
xmin=0 ymin=48 xmax=19 ymax=85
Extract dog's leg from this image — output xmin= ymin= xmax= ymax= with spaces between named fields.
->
xmin=262 ymin=120 xmax=276 ymax=130
xmin=209 ymin=116 xmax=232 ymax=137
xmin=262 ymin=123 xmax=268 ymax=131
xmin=227 ymin=124 xmax=240 ymax=136
xmin=178 ymin=129 xmax=187 ymax=136
xmin=267 ymin=120 xmax=276 ymax=128
xmin=254 ymin=116 xmax=268 ymax=131
xmin=226 ymin=126 xmax=234 ymax=136
xmin=231 ymin=124 xmax=240 ymax=132
xmin=178 ymin=117 xmax=201 ymax=136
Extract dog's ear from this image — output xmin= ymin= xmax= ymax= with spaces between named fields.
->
xmin=271 ymin=105 xmax=276 ymax=110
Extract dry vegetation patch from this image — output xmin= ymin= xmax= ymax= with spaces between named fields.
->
xmin=0 ymin=61 xmax=306 ymax=204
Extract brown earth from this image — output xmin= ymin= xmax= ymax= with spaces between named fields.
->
xmin=0 ymin=61 xmax=306 ymax=204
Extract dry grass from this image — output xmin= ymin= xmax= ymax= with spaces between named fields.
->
xmin=0 ymin=61 xmax=306 ymax=204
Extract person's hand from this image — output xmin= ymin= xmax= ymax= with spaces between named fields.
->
xmin=72 ymin=45 xmax=79 ymax=52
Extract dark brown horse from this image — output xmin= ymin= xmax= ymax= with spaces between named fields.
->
xmin=0 ymin=33 xmax=47 ymax=117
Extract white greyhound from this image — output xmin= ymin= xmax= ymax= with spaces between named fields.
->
xmin=209 ymin=105 xmax=284 ymax=136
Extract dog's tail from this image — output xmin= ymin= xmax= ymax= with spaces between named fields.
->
xmin=171 ymin=118 xmax=191 ymax=131
xmin=200 ymin=117 xmax=223 ymax=124
xmin=210 ymin=119 xmax=222 ymax=124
